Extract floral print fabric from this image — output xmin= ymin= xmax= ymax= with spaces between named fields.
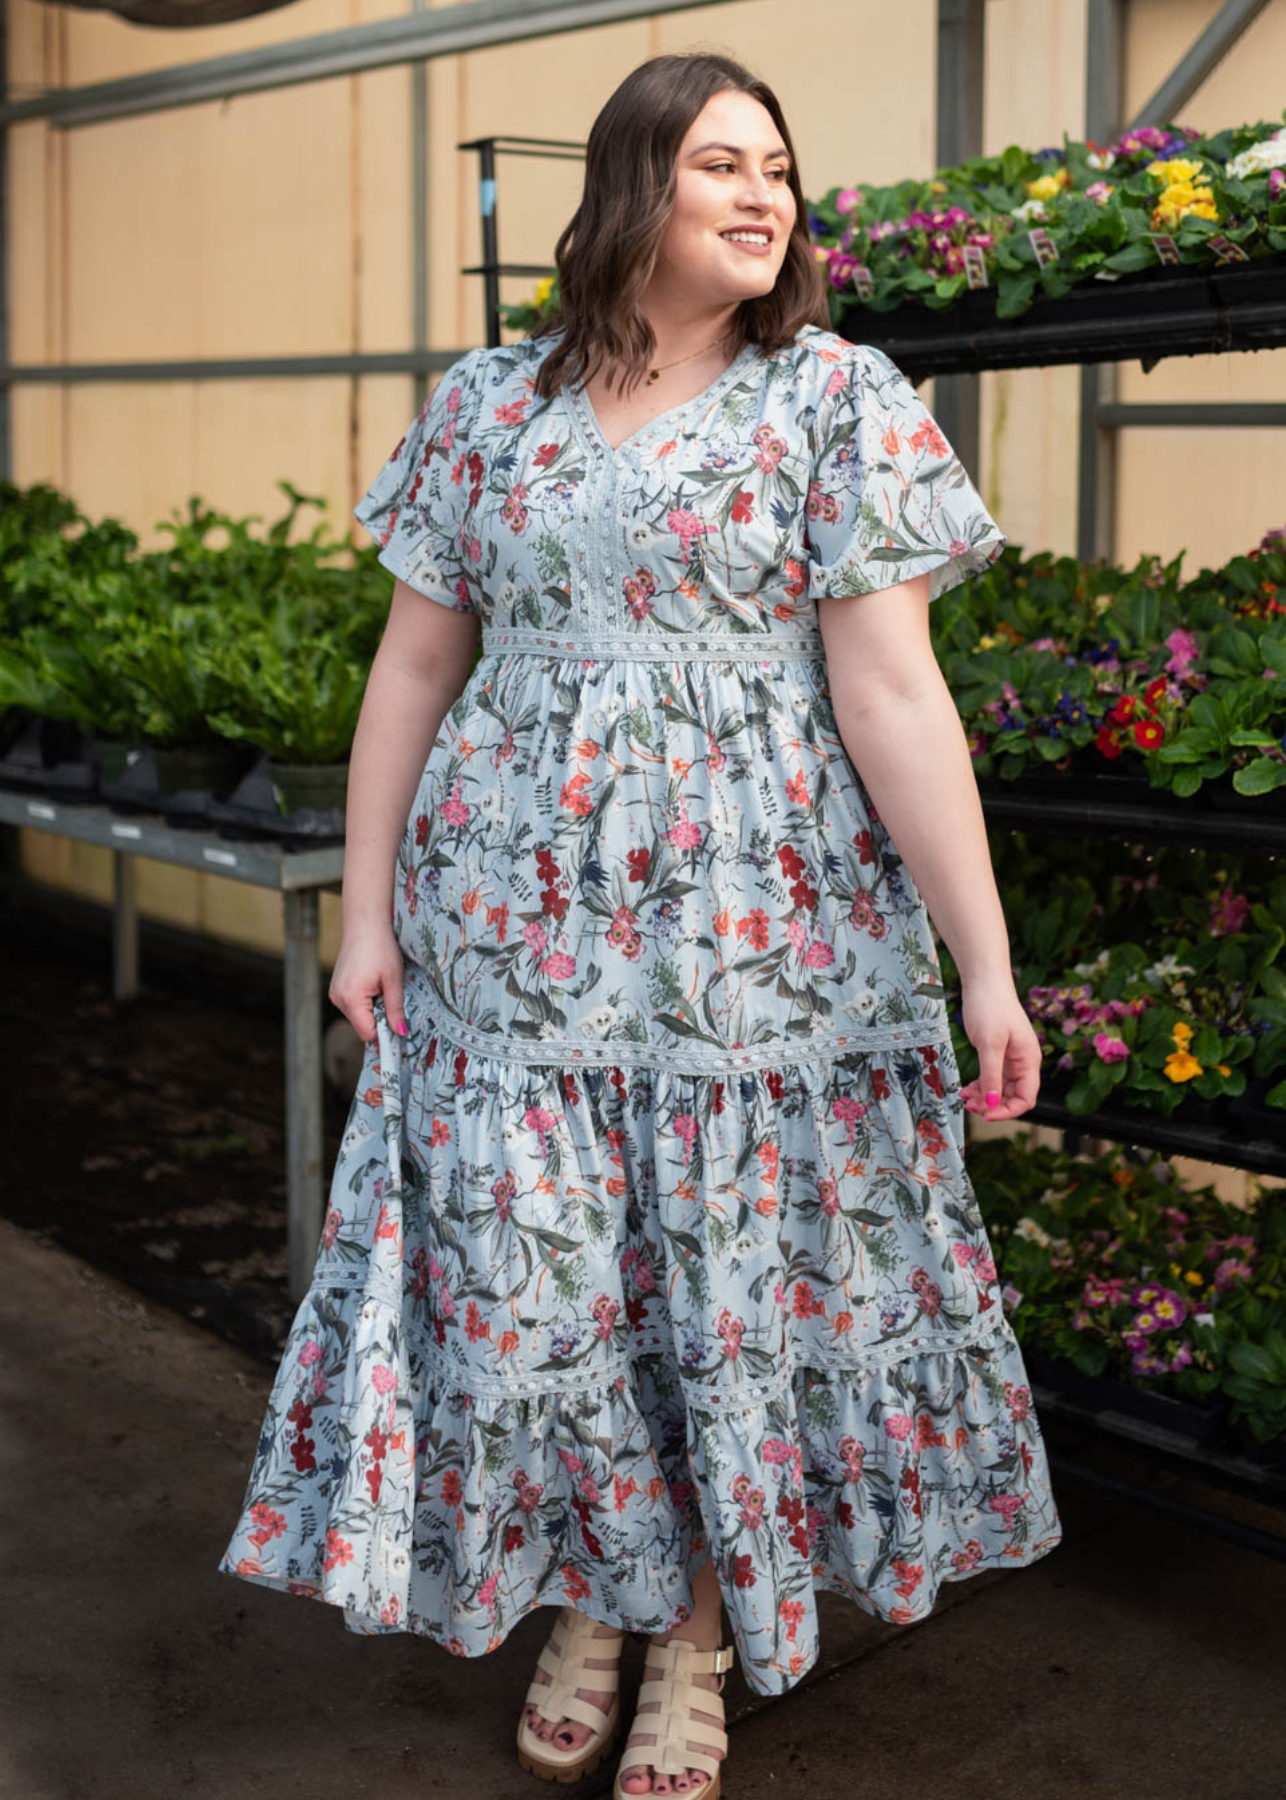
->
xmin=219 ymin=325 xmax=1062 ymax=1697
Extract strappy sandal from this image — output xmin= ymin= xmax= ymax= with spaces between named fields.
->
xmin=516 ymin=1604 xmax=625 ymax=1783
xmin=612 ymin=1636 xmax=735 ymax=1800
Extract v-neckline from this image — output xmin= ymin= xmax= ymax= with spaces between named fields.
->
xmin=569 ymin=340 xmax=762 ymax=456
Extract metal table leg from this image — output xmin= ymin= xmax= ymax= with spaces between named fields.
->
xmin=112 ymin=849 xmax=138 ymax=1000
xmin=283 ymin=886 xmax=323 ymax=1303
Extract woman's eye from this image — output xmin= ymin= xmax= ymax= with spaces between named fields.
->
xmin=707 ymin=161 xmax=791 ymax=179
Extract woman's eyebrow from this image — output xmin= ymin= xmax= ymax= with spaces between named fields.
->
xmin=686 ymin=140 xmax=792 ymax=161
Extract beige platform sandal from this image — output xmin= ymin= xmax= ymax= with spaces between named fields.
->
xmin=516 ymin=1604 xmax=625 ymax=1784
xmin=612 ymin=1636 xmax=735 ymax=1800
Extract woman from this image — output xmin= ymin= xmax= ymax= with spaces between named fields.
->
xmin=220 ymin=49 xmax=1063 ymax=1800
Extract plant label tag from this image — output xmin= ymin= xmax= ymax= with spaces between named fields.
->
xmin=1209 ymin=234 xmax=1249 ymax=263
xmin=1027 ymin=227 xmax=1059 ymax=266
xmin=851 ymin=263 xmax=874 ymax=299
xmin=1150 ymin=233 xmax=1180 ymax=263
xmin=962 ymin=243 xmax=989 ymax=288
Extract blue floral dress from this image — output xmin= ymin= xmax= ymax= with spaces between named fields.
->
xmin=219 ymin=323 xmax=1063 ymax=1697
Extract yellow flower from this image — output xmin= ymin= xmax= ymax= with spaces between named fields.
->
xmin=1164 ymin=1050 xmax=1203 ymax=1082
xmin=1168 ymin=1262 xmax=1180 ymax=1275
xmin=1026 ymin=172 xmax=1066 ymax=201
xmin=1147 ymin=157 xmax=1206 ymax=185
xmin=1184 ymin=1271 xmax=1203 ymax=1286
xmin=929 ymin=179 xmax=947 ymax=194
xmin=1151 ymin=181 xmax=1217 ymax=229
xmin=1171 ymin=1021 xmax=1193 ymax=1046
xmin=977 ymin=633 xmax=999 ymax=650
xmin=1213 ymin=1062 xmax=1230 ymax=1076
xmin=532 ymin=275 xmax=555 ymax=308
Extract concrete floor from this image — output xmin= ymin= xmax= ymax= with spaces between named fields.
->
xmin=3 ymin=1213 xmax=1285 ymax=1800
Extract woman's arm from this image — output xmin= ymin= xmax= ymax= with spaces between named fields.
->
xmin=817 ymin=572 xmax=1010 ymax=985
xmin=340 ymin=579 xmax=479 ymax=932
xmin=818 ymin=575 xmax=1040 ymax=1121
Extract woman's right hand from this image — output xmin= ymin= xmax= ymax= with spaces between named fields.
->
xmin=328 ymin=920 xmax=408 ymax=1045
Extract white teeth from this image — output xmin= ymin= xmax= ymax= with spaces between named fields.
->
xmin=722 ymin=231 xmax=770 ymax=245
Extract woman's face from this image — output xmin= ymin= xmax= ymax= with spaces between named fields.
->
xmin=650 ymin=88 xmax=797 ymax=311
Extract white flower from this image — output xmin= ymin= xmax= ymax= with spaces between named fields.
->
xmin=923 ymin=1212 xmax=942 ymax=1235
xmin=1087 ymin=148 xmax=1116 ymax=170
xmin=495 ymin=580 xmax=518 ymax=610
xmin=1226 ymin=129 xmax=1286 ymax=179
xmin=1011 ymin=197 xmax=1047 ymax=222
xmin=1145 ymin=953 xmax=1196 ymax=984
xmin=1014 ymin=1215 xmax=1053 ymax=1248
xmin=1071 ymin=949 xmax=1111 ymax=978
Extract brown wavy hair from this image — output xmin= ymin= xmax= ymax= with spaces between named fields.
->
xmin=531 ymin=51 xmax=829 ymax=401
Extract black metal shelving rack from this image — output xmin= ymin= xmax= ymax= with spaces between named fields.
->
xmin=457 ymin=136 xmax=1286 ymax=1539
xmin=830 ymin=273 xmax=1286 ymax=1537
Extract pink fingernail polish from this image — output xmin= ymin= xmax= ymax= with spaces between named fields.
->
xmin=986 ymin=1090 xmax=999 ymax=1106
xmin=396 ymin=1021 xmax=408 ymax=1036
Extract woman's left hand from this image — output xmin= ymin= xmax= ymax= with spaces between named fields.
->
xmin=958 ymin=976 xmax=1043 ymax=1122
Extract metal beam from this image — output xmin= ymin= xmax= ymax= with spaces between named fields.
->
xmin=933 ymin=0 xmax=986 ymax=480
xmin=1078 ymin=0 xmax=1125 ymax=564
xmin=1099 ymin=401 xmax=1286 ymax=428
xmin=3 ymin=350 xmax=467 ymax=385
xmin=0 ymin=0 xmax=739 ymax=130
xmin=1126 ymin=0 xmax=1273 ymax=133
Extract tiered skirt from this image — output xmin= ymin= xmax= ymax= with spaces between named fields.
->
xmin=219 ymin=964 xmax=1063 ymax=1697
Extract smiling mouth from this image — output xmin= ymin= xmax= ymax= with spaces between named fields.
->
xmin=721 ymin=229 xmax=774 ymax=247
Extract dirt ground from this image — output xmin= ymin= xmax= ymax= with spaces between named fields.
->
xmin=0 ymin=897 xmax=347 ymax=1366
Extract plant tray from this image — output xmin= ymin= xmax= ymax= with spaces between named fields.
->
xmin=0 ymin=716 xmax=97 ymax=798
xmin=836 ymin=249 xmax=1286 ymax=380
xmin=205 ymin=756 xmax=345 ymax=847
xmin=1022 ymin=1346 xmax=1230 ymax=1446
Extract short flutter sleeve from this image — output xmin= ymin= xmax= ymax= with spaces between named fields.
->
xmin=805 ymin=342 xmax=1007 ymax=604
xmin=352 ymin=347 xmax=488 ymax=612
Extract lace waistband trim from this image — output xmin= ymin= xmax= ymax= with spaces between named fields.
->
xmin=479 ymin=625 xmax=827 ymax=661
xmin=401 ymin=978 xmax=954 ymax=1074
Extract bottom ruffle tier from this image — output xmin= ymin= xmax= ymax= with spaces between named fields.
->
xmin=219 ymin=983 xmax=1064 ymax=1697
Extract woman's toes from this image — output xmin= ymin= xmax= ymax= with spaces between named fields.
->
xmin=618 ymin=1769 xmax=651 ymax=1794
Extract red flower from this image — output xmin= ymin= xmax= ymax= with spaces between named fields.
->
xmin=1132 ymin=717 xmax=1164 ymax=750
xmin=291 ymin=1434 xmax=316 ymax=1474
xmin=533 ymin=442 xmax=561 ymax=467
xmin=1095 ymin=725 xmax=1123 ymax=759
xmin=287 ymin=1397 xmax=314 ymax=1431
xmin=504 ymin=1523 xmax=526 ymax=1553
xmin=730 ymin=490 xmax=754 ymax=524
xmin=627 ymin=846 xmax=651 ymax=883
xmin=454 ymin=1046 xmax=468 ymax=1087
xmin=732 ymin=1552 xmax=756 ymax=1588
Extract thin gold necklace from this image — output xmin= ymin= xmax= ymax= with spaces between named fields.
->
xmin=643 ymin=333 xmax=733 ymax=386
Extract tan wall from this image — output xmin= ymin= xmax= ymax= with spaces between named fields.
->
xmin=9 ymin=0 xmax=1285 ymax=1022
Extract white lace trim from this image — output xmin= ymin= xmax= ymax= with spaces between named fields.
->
xmin=306 ymin=1270 xmax=1016 ymax=1409
xmin=480 ymin=625 xmax=826 ymax=661
xmin=409 ymin=978 xmax=954 ymax=1074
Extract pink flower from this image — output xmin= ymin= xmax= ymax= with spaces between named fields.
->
xmin=540 ymin=952 xmax=577 ymax=980
xmin=370 ymin=1365 xmax=396 ymax=1395
xmin=668 ymin=508 xmax=714 ymax=552
xmin=298 ymin=1340 xmax=322 ymax=1367
xmin=884 ymin=1412 xmax=914 ymax=1441
xmin=835 ymin=186 xmax=863 ymax=214
xmin=1093 ymin=1031 xmax=1130 ymax=1063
